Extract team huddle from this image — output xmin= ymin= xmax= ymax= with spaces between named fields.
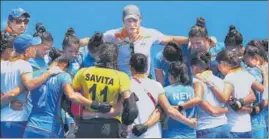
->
xmin=1 ymin=4 xmax=268 ymax=138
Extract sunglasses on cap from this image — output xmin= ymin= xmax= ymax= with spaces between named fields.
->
xmin=15 ymin=18 xmax=29 ymax=25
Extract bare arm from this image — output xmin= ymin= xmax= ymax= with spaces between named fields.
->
xmin=222 ymin=82 xmax=234 ymax=103
xmin=181 ymin=82 xmax=204 ymax=109
xmin=158 ymin=94 xmax=196 ymax=128
xmin=1 ymin=85 xmax=25 ymax=106
xmin=21 ymin=71 xmax=52 ymax=91
xmin=63 ymin=84 xmax=94 ymax=107
xmin=200 ymin=101 xmax=228 ymax=117
xmin=252 ymin=65 xmax=268 ymax=93
xmin=196 ymin=75 xmax=231 ymax=103
xmin=161 ymin=36 xmax=217 ymax=47
xmin=230 ymin=89 xmax=256 ymax=113
xmin=252 ymin=80 xmax=267 ymax=94
xmin=171 ymin=36 xmax=189 ymax=45
xmin=144 ymin=107 xmax=162 ymax=127
xmin=242 ymin=89 xmax=256 ymax=105
xmin=209 ymin=85 xmax=227 ymax=103
xmin=161 ymin=36 xmax=188 ymax=46
xmin=79 ymin=37 xmax=90 ymax=47
xmin=121 ymin=89 xmax=133 ymax=100
xmin=238 ymin=106 xmax=252 ymax=114
xmin=155 ymin=69 xmax=164 ymax=86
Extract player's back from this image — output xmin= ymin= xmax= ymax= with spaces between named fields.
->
xmin=74 ymin=66 xmax=130 ymax=111
xmin=162 ymin=84 xmax=196 ymax=138
xmin=26 ymin=71 xmax=72 ymax=136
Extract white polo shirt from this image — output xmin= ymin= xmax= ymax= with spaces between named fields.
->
xmin=1 ymin=59 xmax=32 ymax=121
xmin=224 ymin=69 xmax=255 ymax=132
xmin=103 ymin=26 xmax=168 ymax=76
xmin=127 ymin=77 xmax=164 ymax=138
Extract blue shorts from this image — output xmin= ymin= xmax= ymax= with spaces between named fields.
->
xmin=0 ymin=121 xmax=27 ymax=138
xmin=230 ymin=131 xmax=252 ymax=138
xmin=196 ymin=124 xmax=230 ymax=138
xmin=23 ymin=125 xmax=64 ymax=138
xmin=252 ymin=127 xmax=268 ymax=138
xmin=162 ymin=129 xmax=196 ymax=138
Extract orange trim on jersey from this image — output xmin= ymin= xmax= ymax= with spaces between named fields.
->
xmin=114 ymin=27 xmax=144 ymax=42
xmin=5 ymin=26 xmax=13 ymax=33
xmin=228 ymin=67 xmax=243 ymax=74
xmin=5 ymin=26 xmax=18 ymax=36
xmin=115 ymin=28 xmax=128 ymax=39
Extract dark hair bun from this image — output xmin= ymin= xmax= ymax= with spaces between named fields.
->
xmin=65 ymin=28 xmax=75 ymax=37
xmin=229 ymin=25 xmax=236 ymax=32
xmin=262 ymin=39 xmax=268 ymax=51
xmin=49 ymin=47 xmax=63 ymax=61
xmin=200 ymin=52 xmax=211 ymax=64
xmin=35 ymin=23 xmax=46 ymax=33
xmin=137 ymin=57 xmax=145 ymax=65
xmin=196 ymin=17 xmax=206 ymax=28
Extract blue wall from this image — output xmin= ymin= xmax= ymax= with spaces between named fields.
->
xmin=1 ymin=1 xmax=268 ymax=49
xmin=2 ymin=1 xmax=267 ymax=77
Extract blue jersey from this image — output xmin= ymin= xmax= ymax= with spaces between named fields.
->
xmin=154 ymin=50 xmax=170 ymax=87
xmin=27 ymin=58 xmax=76 ymax=130
xmin=61 ymin=109 xmax=75 ymax=129
xmin=162 ymin=84 xmax=196 ymax=138
xmin=27 ymin=71 xmax=72 ymax=135
xmin=28 ymin=57 xmax=49 ymax=71
xmin=27 ymin=58 xmax=49 ymax=114
xmin=67 ymin=56 xmax=82 ymax=77
xmin=240 ymin=60 xmax=248 ymax=70
xmin=81 ymin=54 xmax=95 ymax=68
xmin=79 ymin=45 xmax=96 ymax=68
xmin=208 ymin=42 xmax=225 ymax=78
xmin=181 ymin=42 xmax=225 ymax=82
xmin=27 ymin=56 xmax=49 ymax=113
xmin=26 ymin=69 xmax=48 ymax=114
xmin=181 ymin=44 xmax=193 ymax=83
xmin=247 ymin=67 xmax=267 ymax=130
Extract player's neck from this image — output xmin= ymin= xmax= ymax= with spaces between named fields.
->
xmin=133 ymin=73 xmax=147 ymax=79
xmin=0 ymin=53 xmax=9 ymax=61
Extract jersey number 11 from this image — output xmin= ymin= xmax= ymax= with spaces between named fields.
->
xmin=88 ymin=83 xmax=108 ymax=102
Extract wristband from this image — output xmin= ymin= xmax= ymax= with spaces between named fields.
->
xmin=178 ymin=105 xmax=183 ymax=112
